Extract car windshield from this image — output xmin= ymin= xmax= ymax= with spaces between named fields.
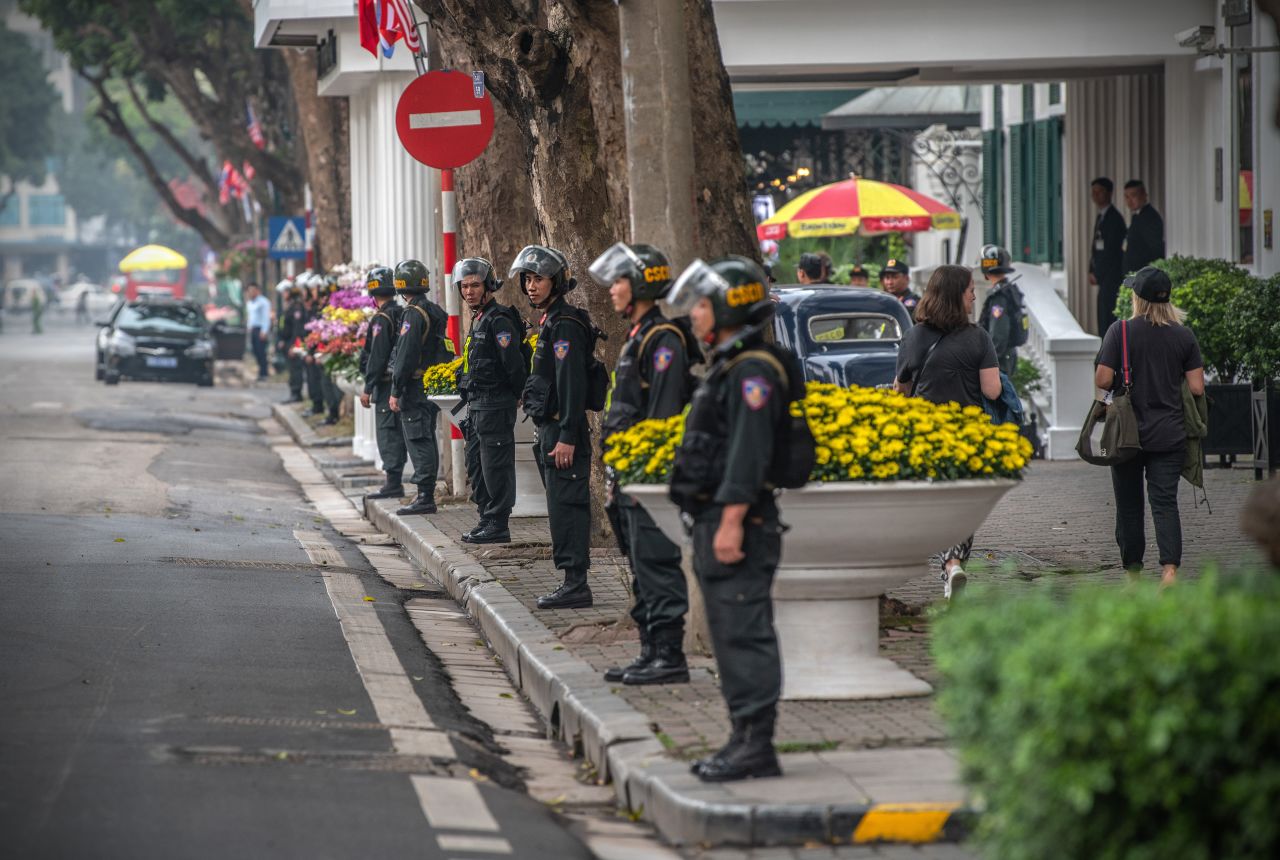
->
xmin=117 ymin=303 xmax=204 ymax=333
xmin=808 ymin=313 xmax=902 ymax=346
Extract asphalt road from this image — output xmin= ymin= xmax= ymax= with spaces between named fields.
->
xmin=0 ymin=318 xmax=592 ymax=859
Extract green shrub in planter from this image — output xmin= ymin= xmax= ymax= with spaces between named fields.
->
xmin=1234 ymin=273 xmax=1280 ymax=383
xmin=934 ymin=572 xmax=1280 ymax=860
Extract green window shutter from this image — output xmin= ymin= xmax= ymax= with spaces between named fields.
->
xmin=1009 ymin=123 xmax=1027 ymax=260
xmin=1032 ymin=119 xmax=1051 ymax=264
xmin=982 ymin=129 xmax=1000 ymax=246
xmin=1049 ymin=116 xmax=1064 ymax=265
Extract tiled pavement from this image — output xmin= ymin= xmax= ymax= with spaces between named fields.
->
xmin=348 ymin=460 xmax=1264 ymax=764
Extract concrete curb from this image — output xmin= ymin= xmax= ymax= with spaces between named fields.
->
xmin=361 ymin=495 xmax=974 ymax=847
xmin=270 ymin=402 xmax=352 ymax=448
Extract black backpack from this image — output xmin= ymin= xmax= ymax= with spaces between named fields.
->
xmin=723 ymin=344 xmax=815 ymax=489
xmin=409 ymin=301 xmax=456 ymax=365
xmin=1004 ymin=283 xmax=1030 ymax=348
xmin=552 ymin=309 xmax=610 ymax=412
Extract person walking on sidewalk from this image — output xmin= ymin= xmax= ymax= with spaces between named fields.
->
xmin=1095 ymin=266 xmax=1204 ymax=587
xmin=667 ymin=255 xmax=791 ymax=783
xmin=894 ymin=265 xmax=1003 ymax=599
xmin=277 ymin=282 xmax=307 ymax=403
xmin=244 ymin=282 xmax=273 ymax=381
xmin=455 ymin=257 xmax=528 ymax=546
xmin=389 ymin=259 xmax=453 ymax=517
xmin=590 ymin=242 xmax=695 ymax=686
xmin=515 ymin=245 xmax=596 ymax=610
xmin=358 ymin=266 xmax=407 ymax=501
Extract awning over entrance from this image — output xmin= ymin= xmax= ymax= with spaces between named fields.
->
xmin=823 ymin=86 xmax=980 ymax=130
xmin=732 ymin=88 xmax=865 ymax=128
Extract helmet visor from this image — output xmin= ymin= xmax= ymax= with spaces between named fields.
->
xmin=508 ymin=245 xmax=566 ymax=280
xmin=453 ymin=258 xmax=492 ymax=286
xmin=587 ymin=242 xmax=644 ymax=287
xmin=667 ymin=258 xmax=730 ymax=315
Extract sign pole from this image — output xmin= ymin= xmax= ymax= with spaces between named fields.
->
xmin=441 ymin=167 xmax=465 ymax=494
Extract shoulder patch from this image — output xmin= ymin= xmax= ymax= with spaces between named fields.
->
xmin=991 ymin=304 xmax=1004 ymax=318
xmin=652 ymin=346 xmax=673 ymax=373
xmin=496 ymin=330 xmax=512 ymax=349
xmin=741 ymin=376 xmax=772 ymax=411
xmin=553 ymin=339 xmax=570 ymax=361
xmin=400 ymin=320 xmax=411 ymax=336
xmin=372 ymin=322 xmax=382 ymax=338
xmin=903 ymin=296 xmax=918 ymax=308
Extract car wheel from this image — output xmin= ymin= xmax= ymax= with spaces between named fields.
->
xmin=95 ymin=351 xmax=104 ymax=381
xmin=104 ymin=370 xmax=121 ymax=386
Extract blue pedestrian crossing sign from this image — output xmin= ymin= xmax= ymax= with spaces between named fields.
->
xmin=268 ymin=216 xmax=307 ymax=260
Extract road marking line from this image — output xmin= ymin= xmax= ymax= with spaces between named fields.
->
xmin=411 ymin=775 xmax=500 ymax=832
xmin=293 ymin=528 xmax=453 ymax=760
xmin=409 ymin=109 xmax=482 ymax=130
xmin=436 ymin=834 xmax=512 ymax=854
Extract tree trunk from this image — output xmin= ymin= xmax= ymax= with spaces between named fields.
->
xmin=281 ymin=48 xmax=352 ymax=269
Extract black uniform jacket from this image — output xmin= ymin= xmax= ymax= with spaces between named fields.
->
xmin=463 ymin=299 xmax=527 ymax=402
xmin=361 ymin=301 xmax=402 ymax=395
xmin=602 ymin=307 xmax=690 ymax=442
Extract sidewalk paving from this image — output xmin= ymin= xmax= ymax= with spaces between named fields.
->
xmin=273 ymin=402 xmax=1264 ymax=848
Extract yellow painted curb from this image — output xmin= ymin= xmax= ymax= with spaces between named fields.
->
xmin=852 ymin=802 xmax=960 ymax=844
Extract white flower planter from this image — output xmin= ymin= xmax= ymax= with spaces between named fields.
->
xmin=430 ymin=394 xmax=547 ymax=518
xmin=336 ymin=376 xmax=378 ymax=462
xmin=622 ymin=479 xmax=1017 ymax=701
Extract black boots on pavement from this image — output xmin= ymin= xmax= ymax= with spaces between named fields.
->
xmin=365 ymin=473 xmax=404 ymax=500
xmin=397 ymin=487 xmax=437 ymax=516
xmin=604 ymin=632 xmax=653 ymax=683
xmin=690 ymin=708 xmax=781 ymax=783
xmin=536 ymin=568 xmax=592 ymax=610
xmin=622 ymin=632 xmax=688 ymax=685
xmin=461 ymin=517 xmax=510 ymax=545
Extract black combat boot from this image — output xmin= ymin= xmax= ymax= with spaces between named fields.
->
xmin=691 ymin=717 xmax=745 ymax=776
xmin=461 ymin=518 xmax=492 ymax=541
xmin=604 ymin=631 xmax=653 ymax=683
xmin=697 ymin=707 xmax=781 ymax=783
xmin=536 ymin=568 xmax=592 ymax=609
xmin=323 ymin=413 xmax=339 ymax=426
xmin=397 ymin=488 xmax=437 ymax=516
xmin=623 ymin=631 xmax=689 ymax=686
xmin=365 ymin=473 xmax=404 ymax=500
xmin=464 ymin=518 xmax=510 ymax=545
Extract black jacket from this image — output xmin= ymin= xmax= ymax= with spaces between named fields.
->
xmin=524 ymin=296 xmax=591 ymax=444
xmin=602 ymin=307 xmax=691 ymax=442
xmin=361 ymin=301 xmax=402 ymax=395
xmin=1123 ymin=205 xmax=1165 ymax=275
xmin=462 ymin=299 xmax=527 ymax=403
xmin=278 ymin=299 xmax=308 ymax=345
xmin=1089 ymin=205 xmax=1127 ymax=288
xmin=390 ymin=295 xmax=447 ymax=397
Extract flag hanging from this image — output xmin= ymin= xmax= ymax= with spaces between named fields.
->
xmin=246 ymin=102 xmax=265 ymax=149
xmin=357 ymin=0 xmax=421 ymax=58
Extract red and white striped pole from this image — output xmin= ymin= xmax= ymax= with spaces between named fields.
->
xmin=441 ymin=167 xmax=466 ymax=495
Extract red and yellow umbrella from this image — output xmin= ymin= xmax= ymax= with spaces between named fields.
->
xmin=757 ymin=177 xmax=961 ymax=241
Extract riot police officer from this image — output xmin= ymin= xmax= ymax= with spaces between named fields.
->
xmin=455 ymin=257 xmax=528 ymax=545
xmin=277 ymin=282 xmax=307 ymax=403
xmin=358 ymin=266 xmax=407 ymax=500
xmin=879 ymin=258 xmax=920 ymax=320
xmin=318 ymin=276 xmax=345 ymax=425
xmin=388 ymin=259 xmax=453 ymax=516
xmin=589 ymin=242 xmax=694 ymax=685
xmin=301 ymin=276 xmax=327 ymax=417
xmin=667 ymin=255 xmax=791 ymax=783
xmin=977 ymin=244 xmax=1025 ymax=377
xmin=514 ymin=245 xmax=596 ymax=610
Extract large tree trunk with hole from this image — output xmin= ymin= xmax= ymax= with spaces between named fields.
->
xmin=281 ymin=48 xmax=352 ymax=269
xmin=423 ymin=0 xmax=753 ymax=556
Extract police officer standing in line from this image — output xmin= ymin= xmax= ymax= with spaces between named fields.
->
xmin=358 ymin=266 xmax=407 ymax=500
xmin=302 ymin=277 xmax=327 ymax=418
xmin=589 ymin=242 xmax=694 ymax=686
xmin=388 ymin=259 xmax=452 ymax=516
xmin=514 ymin=245 xmax=596 ymax=610
xmin=318 ymin=277 xmax=345 ymax=426
xmin=667 ymin=255 xmax=790 ymax=783
xmin=977 ymin=244 xmax=1023 ymax=377
xmin=455 ymin=257 xmax=528 ymax=545
xmin=879 ymin=258 xmax=920 ymax=320
xmin=277 ymin=281 xmax=307 ymax=403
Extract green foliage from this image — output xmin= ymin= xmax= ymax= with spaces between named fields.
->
xmin=772 ymin=234 xmax=900 ymax=285
xmin=934 ymin=571 xmax=1280 ymax=860
xmin=1235 ymin=273 xmax=1280 ymax=382
xmin=1010 ymin=357 xmax=1043 ymax=400
xmin=0 ymin=22 xmax=59 ymax=192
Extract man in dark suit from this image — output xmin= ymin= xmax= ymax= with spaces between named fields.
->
xmin=1088 ymin=177 xmax=1127 ymax=335
xmin=1122 ymin=179 xmax=1165 ymax=277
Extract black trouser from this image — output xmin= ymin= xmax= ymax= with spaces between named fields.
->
xmin=305 ymin=358 xmax=324 ymax=410
xmin=1111 ymin=448 xmax=1184 ymax=568
xmin=620 ymin=493 xmax=687 ymax=639
xmin=1097 ymin=280 xmax=1121 ymax=337
xmin=287 ymin=353 xmax=304 ymax=397
xmin=250 ymin=327 xmax=269 ymax=378
xmin=534 ymin=423 xmax=591 ymax=575
xmin=397 ymin=384 xmax=439 ymax=490
xmin=321 ymin=371 xmax=342 ymax=419
xmin=465 ymin=401 xmax=517 ymax=521
xmin=997 ymin=348 xmax=1017 ymax=378
xmin=692 ymin=510 xmax=783 ymax=721
xmin=371 ymin=382 xmax=406 ymax=478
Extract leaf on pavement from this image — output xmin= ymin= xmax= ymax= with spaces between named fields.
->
xmin=468 ymin=768 xmax=488 ymax=783
xmin=114 ymin=538 xmax=125 ymax=543
xmin=363 ymin=596 xmax=376 ymax=602
xmin=337 ymin=708 xmax=357 ymax=716
xmin=498 ymin=693 xmax=513 ymax=699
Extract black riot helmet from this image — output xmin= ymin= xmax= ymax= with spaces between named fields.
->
xmin=366 ymin=266 xmax=396 ymax=297
xmin=668 ymin=255 xmax=774 ymax=333
xmin=978 ymin=244 xmax=1014 ymax=277
xmin=453 ymin=257 xmax=499 ymax=293
xmin=587 ymin=242 xmax=673 ymax=304
xmin=393 ymin=259 xmax=430 ymax=294
xmin=508 ymin=245 xmax=575 ymax=305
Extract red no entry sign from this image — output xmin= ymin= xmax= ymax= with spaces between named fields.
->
xmin=395 ymin=70 xmax=495 ymax=169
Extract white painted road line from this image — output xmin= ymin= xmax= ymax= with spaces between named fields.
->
xmin=436 ymin=834 xmax=513 ymax=854
xmin=409 ymin=109 xmax=482 ymax=130
xmin=411 ymin=775 xmax=500 ymax=832
xmin=293 ymin=528 xmax=453 ymax=760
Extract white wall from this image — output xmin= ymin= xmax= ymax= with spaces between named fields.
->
xmin=1163 ymin=56 xmax=1231 ymax=261
xmin=1254 ymin=12 xmax=1279 ymax=276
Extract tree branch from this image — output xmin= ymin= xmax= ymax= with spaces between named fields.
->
xmin=122 ymin=77 xmax=219 ymax=203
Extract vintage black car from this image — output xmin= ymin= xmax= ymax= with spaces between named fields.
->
xmin=96 ymin=299 xmax=217 ymax=387
xmin=770 ymin=284 xmax=914 ymax=387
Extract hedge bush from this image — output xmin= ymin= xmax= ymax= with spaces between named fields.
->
xmin=933 ymin=572 xmax=1280 ymax=860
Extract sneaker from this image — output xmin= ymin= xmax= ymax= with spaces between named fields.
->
xmin=943 ymin=565 xmax=967 ymax=600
